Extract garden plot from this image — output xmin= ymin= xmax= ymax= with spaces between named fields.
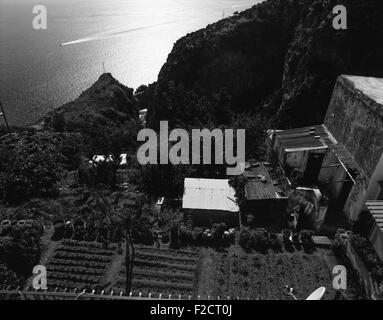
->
xmin=46 ymin=240 xmax=116 ymax=290
xmin=113 ymin=245 xmax=199 ymax=297
xmin=196 ymin=247 xmax=342 ymax=300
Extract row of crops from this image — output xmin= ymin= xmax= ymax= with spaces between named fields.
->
xmin=46 ymin=240 xmax=116 ymax=290
xmin=210 ymin=250 xmax=337 ymax=300
xmin=113 ymin=245 xmax=199 ymax=297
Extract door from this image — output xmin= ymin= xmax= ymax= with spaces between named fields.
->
xmin=336 ymin=169 xmax=358 ymax=210
xmin=303 ymin=152 xmax=325 ymax=185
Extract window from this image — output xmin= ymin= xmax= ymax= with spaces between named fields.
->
xmin=378 ymin=181 xmax=383 ymax=200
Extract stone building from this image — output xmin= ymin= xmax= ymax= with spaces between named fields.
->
xmin=267 ymin=75 xmax=383 ymax=257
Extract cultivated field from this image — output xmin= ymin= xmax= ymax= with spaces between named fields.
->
xmin=46 ymin=240 xmax=116 ymax=290
xmin=195 ymin=247 xmax=360 ymax=300
xmin=112 ymin=245 xmax=199 ymax=297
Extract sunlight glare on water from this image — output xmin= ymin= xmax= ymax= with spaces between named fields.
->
xmin=0 ymin=0 xmax=260 ymax=125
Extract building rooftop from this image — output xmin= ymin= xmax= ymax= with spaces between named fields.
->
xmin=343 ymin=75 xmax=383 ymax=106
xmin=272 ymin=124 xmax=337 ymax=152
xmin=366 ymin=200 xmax=383 ymax=232
xmin=182 ymin=178 xmax=239 ymax=212
xmin=244 ymin=162 xmax=285 ymax=200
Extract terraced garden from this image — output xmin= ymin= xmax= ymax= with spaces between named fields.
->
xmin=112 ymin=246 xmax=199 ymax=297
xmin=196 ymin=247 xmax=365 ymax=300
xmin=46 ymin=240 xmax=116 ymax=290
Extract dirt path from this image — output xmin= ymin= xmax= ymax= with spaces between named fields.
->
xmin=24 ymin=226 xmax=61 ymax=289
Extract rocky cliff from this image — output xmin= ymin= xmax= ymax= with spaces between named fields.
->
xmin=42 ymin=73 xmax=138 ymax=135
xmin=277 ymin=0 xmax=383 ymax=127
xmin=146 ymin=0 xmax=383 ymax=129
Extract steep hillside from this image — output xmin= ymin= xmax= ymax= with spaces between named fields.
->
xmin=146 ymin=0 xmax=383 ymax=129
xmin=148 ymin=0 xmax=311 ymax=128
xmin=276 ymin=0 xmax=383 ymax=127
xmin=42 ymin=73 xmax=138 ymax=135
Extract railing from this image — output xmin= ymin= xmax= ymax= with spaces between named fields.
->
xmin=0 ymin=286 xmax=247 ymax=301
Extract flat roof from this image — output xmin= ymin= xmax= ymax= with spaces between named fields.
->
xmin=182 ymin=178 xmax=239 ymax=212
xmin=273 ymin=124 xmax=337 ymax=152
xmin=366 ymin=201 xmax=383 ymax=232
xmin=343 ymin=75 xmax=383 ymax=106
xmin=244 ymin=162 xmax=284 ymax=200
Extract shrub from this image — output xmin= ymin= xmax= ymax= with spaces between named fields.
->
xmin=239 ymin=227 xmax=282 ymax=253
xmin=179 ymin=226 xmax=195 ymax=246
xmin=193 ymin=227 xmax=205 ymax=246
xmin=212 ymin=222 xmax=227 ymax=247
xmin=269 ymin=233 xmax=283 ymax=252
xmin=300 ymin=230 xmax=315 ymax=252
xmin=351 ymin=234 xmax=383 ymax=285
xmin=253 ymin=228 xmax=270 ymax=254
xmin=161 ymin=232 xmax=170 ymax=244
xmin=0 ymin=228 xmax=41 ymax=278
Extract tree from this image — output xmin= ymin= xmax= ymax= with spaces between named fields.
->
xmin=0 ymin=132 xmax=64 ymax=204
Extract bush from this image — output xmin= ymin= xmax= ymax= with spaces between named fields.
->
xmin=269 ymin=233 xmax=283 ymax=252
xmin=0 ymin=228 xmax=41 ymax=278
xmin=300 ymin=230 xmax=315 ymax=252
xmin=169 ymin=224 xmax=234 ymax=248
xmin=239 ymin=227 xmax=281 ymax=253
xmin=179 ymin=226 xmax=195 ymax=246
xmin=252 ymin=228 xmax=269 ymax=254
xmin=161 ymin=232 xmax=170 ymax=244
xmin=351 ymin=234 xmax=383 ymax=285
xmin=0 ymin=262 xmax=21 ymax=287
xmin=193 ymin=227 xmax=205 ymax=246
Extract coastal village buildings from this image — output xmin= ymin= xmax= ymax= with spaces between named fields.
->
xmin=267 ymin=75 xmax=383 ymax=259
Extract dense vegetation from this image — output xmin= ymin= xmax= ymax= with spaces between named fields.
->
xmin=0 ymin=227 xmax=42 ymax=285
xmin=141 ymin=0 xmax=383 ymax=133
xmin=0 ymin=132 xmax=65 ymax=204
xmin=350 ymin=234 xmax=383 ymax=289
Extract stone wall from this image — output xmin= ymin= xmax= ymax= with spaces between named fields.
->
xmin=324 ymin=75 xmax=383 ymax=179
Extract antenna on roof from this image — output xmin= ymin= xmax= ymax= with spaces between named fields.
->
xmin=0 ymin=100 xmax=11 ymax=135
xmin=102 ymin=62 xmax=106 ymax=74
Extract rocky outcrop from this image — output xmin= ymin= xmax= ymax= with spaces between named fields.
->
xmin=147 ymin=0 xmax=383 ymax=129
xmin=148 ymin=0 xmax=311 ymax=127
xmin=43 ymin=73 xmax=138 ymax=134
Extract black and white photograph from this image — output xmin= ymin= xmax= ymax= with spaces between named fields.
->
xmin=0 ymin=0 xmax=383 ymax=308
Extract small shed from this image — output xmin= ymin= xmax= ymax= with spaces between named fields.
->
xmin=182 ymin=178 xmax=240 ymax=227
xmin=243 ymin=162 xmax=288 ymax=230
